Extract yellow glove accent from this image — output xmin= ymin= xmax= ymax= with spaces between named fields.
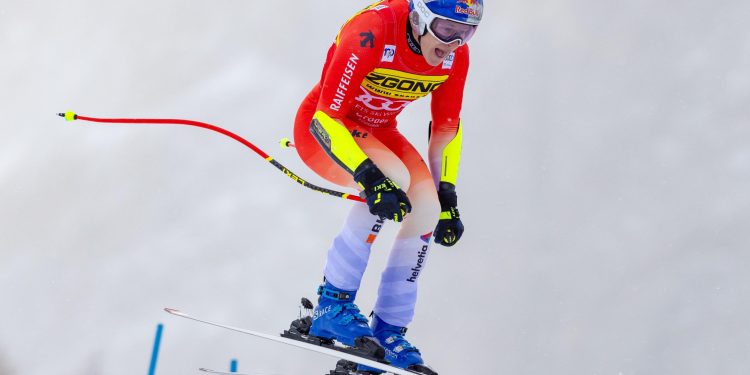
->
xmin=310 ymin=110 xmax=369 ymax=174
xmin=439 ymin=211 xmax=453 ymax=220
xmin=440 ymin=120 xmax=463 ymax=185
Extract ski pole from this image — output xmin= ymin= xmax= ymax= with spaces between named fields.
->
xmin=230 ymin=359 xmax=238 ymax=373
xmin=148 ymin=323 xmax=163 ymax=375
xmin=58 ymin=111 xmax=365 ymax=203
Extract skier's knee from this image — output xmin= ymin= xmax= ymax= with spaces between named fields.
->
xmin=379 ymin=163 xmax=410 ymax=192
xmin=404 ymin=183 xmax=441 ymax=227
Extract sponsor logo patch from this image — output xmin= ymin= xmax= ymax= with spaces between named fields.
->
xmin=312 ymin=305 xmax=332 ymax=320
xmin=365 ymin=217 xmax=385 ymax=244
xmin=455 ymin=0 xmax=482 ymax=21
xmin=351 ymin=129 xmax=369 ymax=138
xmin=381 ymin=44 xmax=396 ymax=62
xmin=442 ymin=52 xmax=455 ymax=69
xmin=359 ymin=30 xmax=375 ymax=48
xmin=406 ymin=245 xmax=429 ymax=283
xmin=311 ymin=120 xmax=331 ymax=149
xmin=455 ymin=5 xmax=481 ymax=17
xmin=362 ymin=68 xmax=448 ymax=100
xmin=329 ymin=53 xmax=359 ymax=112
xmin=355 ymin=86 xmax=410 ymax=112
xmin=420 ymin=232 xmax=433 ymax=243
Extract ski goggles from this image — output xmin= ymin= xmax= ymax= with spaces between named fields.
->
xmin=427 ymin=17 xmax=477 ymax=45
xmin=413 ymin=0 xmax=478 ymax=45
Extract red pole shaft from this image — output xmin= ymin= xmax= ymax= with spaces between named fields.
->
xmin=62 ymin=112 xmax=365 ymax=203
xmin=75 ymin=115 xmax=272 ymax=159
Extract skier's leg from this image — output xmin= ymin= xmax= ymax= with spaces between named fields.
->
xmin=294 ymin=99 xmax=410 ymax=190
xmin=365 ymin=127 xmax=440 ymax=372
xmin=296 ymin=114 xmax=413 ymax=291
xmin=369 ymin=127 xmax=440 ymax=327
xmin=321 ymin=203 xmax=381 ymax=291
xmin=294 ymin=108 xmax=415 ymax=348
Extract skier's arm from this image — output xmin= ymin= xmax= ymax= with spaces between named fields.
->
xmin=428 ymin=46 xmax=470 ymax=246
xmin=429 ymin=120 xmax=463 ymax=189
xmin=428 ymin=45 xmax=469 ymax=191
xmin=310 ymin=11 xmax=384 ymax=175
xmin=310 ymin=110 xmax=369 ymax=174
xmin=310 ymin=9 xmax=411 ymax=222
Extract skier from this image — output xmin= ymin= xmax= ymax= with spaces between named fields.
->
xmin=292 ymin=0 xmax=482 ymax=373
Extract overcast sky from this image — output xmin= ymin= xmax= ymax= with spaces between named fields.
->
xmin=1 ymin=1 xmax=749 ymax=374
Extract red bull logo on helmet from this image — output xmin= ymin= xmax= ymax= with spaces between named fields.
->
xmin=418 ymin=0 xmax=483 ymax=26
xmin=455 ymin=5 xmax=480 ymax=17
xmin=455 ymin=0 xmax=481 ymax=19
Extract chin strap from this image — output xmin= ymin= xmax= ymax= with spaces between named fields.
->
xmin=406 ymin=17 xmax=423 ymax=55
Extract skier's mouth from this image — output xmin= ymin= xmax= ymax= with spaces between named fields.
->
xmin=434 ymin=47 xmax=446 ymax=59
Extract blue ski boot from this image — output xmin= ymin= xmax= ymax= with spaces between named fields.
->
xmin=357 ymin=314 xmax=438 ymax=375
xmin=309 ymin=281 xmax=385 ymax=360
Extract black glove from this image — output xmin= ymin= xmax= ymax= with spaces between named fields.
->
xmin=353 ymin=159 xmax=412 ymax=222
xmin=434 ymin=187 xmax=464 ymax=246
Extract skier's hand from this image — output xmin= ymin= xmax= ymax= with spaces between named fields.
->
xmin=354 ymin=160 xmax=411 ymax=222
xmin=434 ymin=189 xmax=464 ymax=246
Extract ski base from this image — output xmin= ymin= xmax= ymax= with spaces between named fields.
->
xmin=327 ymin=359 xmax=439 ymax=375
xmin=164 ymin=308 xmax=418 ymax=375
xmin=199 ymin=368 xmax=254 ymax=375
xmin=281 ymin=316 xmax=385 ymax=364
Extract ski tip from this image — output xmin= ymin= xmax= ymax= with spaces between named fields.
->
xmin=198 ymin=368 xmax=249 ymax=375
xmin=198 ymin=368 xmax=225 ymax=374
xmin=164 ymin=307 xmax=184 ymax=316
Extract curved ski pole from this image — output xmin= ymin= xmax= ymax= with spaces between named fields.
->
xmin=58 ymin=111 xmax=365 ymax=203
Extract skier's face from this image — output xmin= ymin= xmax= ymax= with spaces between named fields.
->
xmin=417 ymin=28 xmax=461 ymax=67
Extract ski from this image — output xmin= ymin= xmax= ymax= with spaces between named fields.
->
xmin=198 ymin=368 xmax=256 ymax=375
xmin=328 ymin=359 xmax=383 ymax=375
xmin=165 ymin=308 xmax=417 ymax=375
xmin=199 ymin=367 xmax=283 ymax=375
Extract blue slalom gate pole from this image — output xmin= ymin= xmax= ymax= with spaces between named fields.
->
xmin=230 ymin=359 xmax=238 ymax=372
xmin=148 ymin=324 xmax=164 ymax=375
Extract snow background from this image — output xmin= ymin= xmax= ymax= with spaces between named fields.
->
xmin=1 ymin=0 xmax=749 ymax=374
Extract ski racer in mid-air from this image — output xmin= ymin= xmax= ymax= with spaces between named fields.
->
xmin=292 ymin=0 xmax=483 ymax=373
